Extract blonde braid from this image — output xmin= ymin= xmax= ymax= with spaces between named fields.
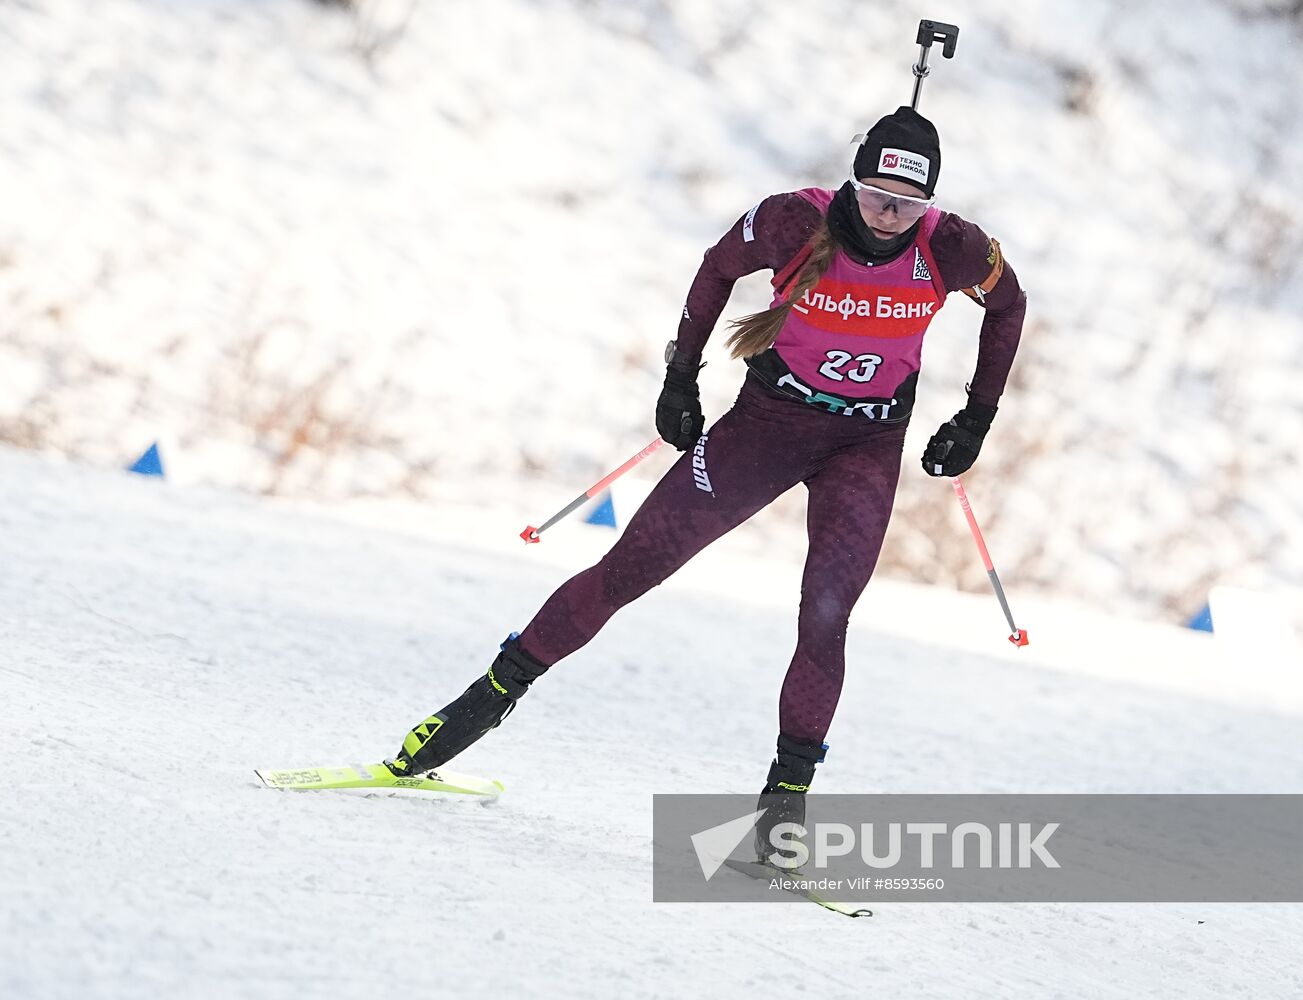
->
xmin=724 ymin=221 xmax=838 ymax=360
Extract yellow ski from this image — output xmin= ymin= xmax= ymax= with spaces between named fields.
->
xmin=724 ymin=859 xmax=873 ymax=918
xmin=255 ymin=762 xmax=503 ymax=797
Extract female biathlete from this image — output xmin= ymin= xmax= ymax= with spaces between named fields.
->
xmin=384 ymin=106 xmax=1026 ymax=857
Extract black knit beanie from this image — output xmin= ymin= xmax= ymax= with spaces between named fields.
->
xmin=852 ymin=106 xmax=941 ymax=197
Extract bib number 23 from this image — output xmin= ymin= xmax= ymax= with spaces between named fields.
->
xmin=819 ymin=350 xmax=882 ymax=384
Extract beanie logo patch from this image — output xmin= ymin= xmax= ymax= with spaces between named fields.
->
xmin=877 ymin=147 xmax=930 ymax=186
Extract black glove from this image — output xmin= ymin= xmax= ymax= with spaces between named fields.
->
xmin=921 ymin=399 xmax=998 ymax=477
xmin=656 ymin=344 xmax=705 ymax=451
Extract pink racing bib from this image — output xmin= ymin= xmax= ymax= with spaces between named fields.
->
xmin=756 ymin=188 xmax=947 ymax=419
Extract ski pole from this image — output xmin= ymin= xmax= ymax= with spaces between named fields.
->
xmin=950 ymin=476 xmax=1029 ymax=647
xmin=520 ymin=437 xmax=665 ymax=544
xmin=909 ymin=20 xmax=960 ymax=110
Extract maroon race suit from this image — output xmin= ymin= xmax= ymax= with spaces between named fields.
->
xmin=518 ymin=190 xmax=1026 ymax=744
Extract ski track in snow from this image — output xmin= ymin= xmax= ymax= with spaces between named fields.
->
xmin=2 ymin=446 xmax=1302 ymax=999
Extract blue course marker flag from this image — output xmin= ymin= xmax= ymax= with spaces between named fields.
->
xmin=584 ymin=489 xmax=617 ymax=529
xmin=1187 ymin=603 xmax=1213 ymax=633
xmin=127 ymin=442 xmax=165 ymax=478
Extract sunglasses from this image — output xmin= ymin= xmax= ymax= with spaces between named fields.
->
xmin=848 ymin=174 xmax=935 ymax=222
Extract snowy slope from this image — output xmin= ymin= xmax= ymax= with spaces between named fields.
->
xmin=3 ymin=446 xmax=1303 ymax=999
xmin=2 ymin=0 xmax=1302 ymax=633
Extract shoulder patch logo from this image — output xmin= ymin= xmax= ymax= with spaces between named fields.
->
xmin=912 ymin=247 xmax=932 ymax=282
xmin=742 ymin=202 xmax=760 ymax=243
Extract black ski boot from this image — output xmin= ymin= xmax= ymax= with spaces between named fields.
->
xmin=753 ymin=735 xmax=826 ymax=867
xmin=385 ymin=634 xmax=549 ymax=777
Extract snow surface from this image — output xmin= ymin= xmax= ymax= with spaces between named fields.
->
xmin=2 ymin=0 xmax=1302 ymax=633
xmin=3 ymin=446 xmax=1303 ymax=998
